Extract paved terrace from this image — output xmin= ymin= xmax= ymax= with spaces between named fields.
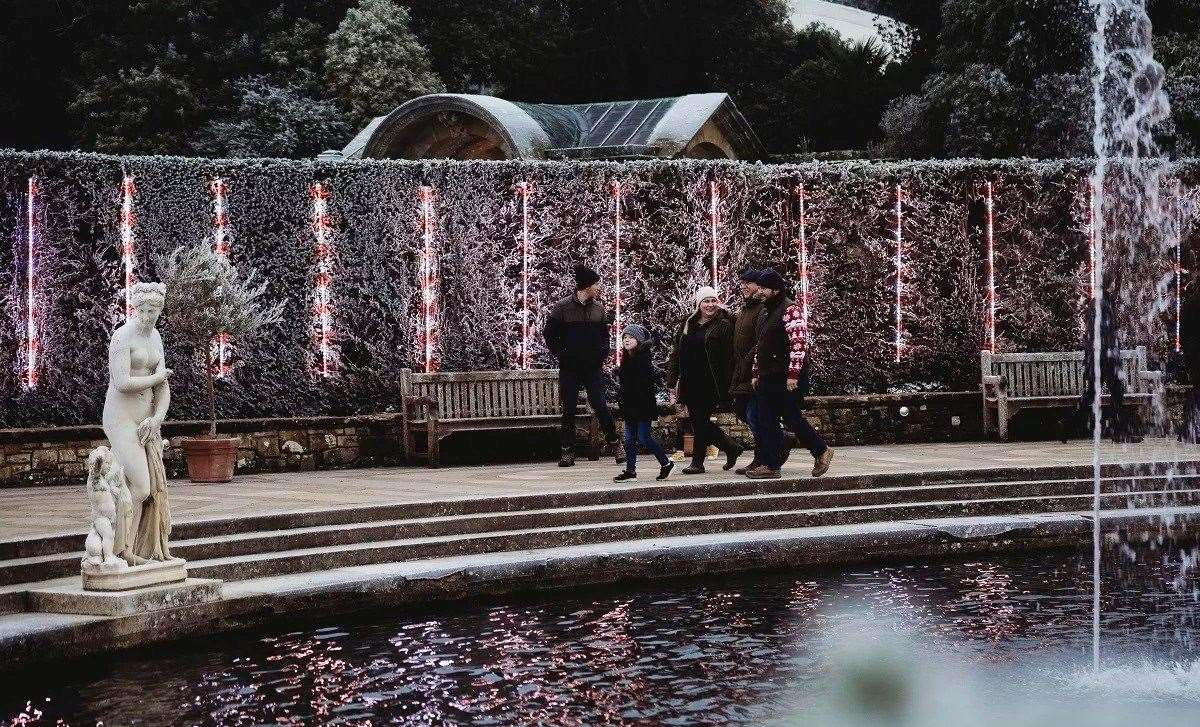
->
xmin=3 ymin=439 xmax=1196 ymax=541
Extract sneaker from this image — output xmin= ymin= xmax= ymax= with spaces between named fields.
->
xmin=608 ymin=439 xmax=627 ymax=465
xmin=613 ymin=471 xmax=636 ymax=482
xmin=812 ymin=448 xmax=834 ymax=477
xmin=723 ymin=446 xmax=744 ymax=471
xmin=656 ymin=462 xmax=675 ymax=481
xmin=558 ymin=449 xmax=576 ymax=467
xmin=682 ymin=463 xmax=705 ymax=475
xmin=746 ymin=465 xmax=781 ymax=479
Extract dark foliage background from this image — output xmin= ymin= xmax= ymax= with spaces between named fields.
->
xmin=3 ymin=1 xmax=1199 ymax=160
xmin=4 ymin=151 xmax=1199 ymax=428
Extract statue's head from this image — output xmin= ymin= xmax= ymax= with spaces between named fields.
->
xmin=130 ymin=282 xmax=166 ymax=326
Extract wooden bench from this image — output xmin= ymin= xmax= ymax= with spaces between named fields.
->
xmin=399 ymin=368 xmax=601 ymax=467
xmin=980 ymin=347 xmax=1163 ymax=440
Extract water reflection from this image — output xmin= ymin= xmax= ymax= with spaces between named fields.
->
xmin=2 ymin=546 xmax=1199 ymax=726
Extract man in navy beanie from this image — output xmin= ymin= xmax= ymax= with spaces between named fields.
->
xmin=746 ymin=267 xmax=833 ymax=479
xmin=543 ymin=264 xmax=622 ymax=467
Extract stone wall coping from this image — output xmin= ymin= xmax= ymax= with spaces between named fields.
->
xmin=0 ymin=413 xmax=403 ymax=445
xmin=1 ymin=384 xmax=1187 ymax=446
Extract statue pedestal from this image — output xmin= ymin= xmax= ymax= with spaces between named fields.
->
xmin=82 ymin=557 xmax=188 ymax=591
xmin=30 ymin=576 xmax=221 ymax=617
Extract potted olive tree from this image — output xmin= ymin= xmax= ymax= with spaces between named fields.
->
xmin=159 ymin=243 xmax=284 ymax=482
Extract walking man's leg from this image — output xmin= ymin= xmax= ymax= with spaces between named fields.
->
xmin=581 ymin=369 xmax=623 ymax=463
xmin=781 ymin=392 xmax=833 ymax=476
xmin=558 ymin=369 xmax=580 ymax=466
xmin=749 ymin=388 xmax=784 ymax=477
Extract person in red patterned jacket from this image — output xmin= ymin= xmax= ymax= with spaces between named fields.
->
xmin=745 ymin=268 xmax=833 ymax=480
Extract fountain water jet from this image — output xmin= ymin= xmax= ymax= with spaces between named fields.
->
xmin=1088 ymin=0 xmax=1177 ymax=672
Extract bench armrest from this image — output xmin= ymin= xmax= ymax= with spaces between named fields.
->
xmin=982 ymin=374 xmax=1005 ymax=393
xmin=1139 ymin=370 xmax=1163 ymax=383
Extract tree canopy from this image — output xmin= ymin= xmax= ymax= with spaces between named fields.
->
xmin=2 ymin=0 xmax=1199 ymax=158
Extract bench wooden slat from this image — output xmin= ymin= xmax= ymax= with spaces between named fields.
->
xmin=400 ymin=367 xmax=604 ymax=466
xmin=981 ymin=347 xmax=1161 ymax=441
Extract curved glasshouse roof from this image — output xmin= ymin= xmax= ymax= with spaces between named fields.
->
xmin=332 ymin=92 xmax=765 ymax=161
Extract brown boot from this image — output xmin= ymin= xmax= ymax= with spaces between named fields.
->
xmin=745 ymin=465 xmax=781 ymax=479
xmin=812 ymin=448 xmax=834 ymax=477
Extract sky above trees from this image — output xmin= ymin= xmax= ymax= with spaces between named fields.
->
xmin=1 ymin=0 xmax=1198 ymax=159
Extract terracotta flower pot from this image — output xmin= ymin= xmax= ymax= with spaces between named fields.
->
xmin=181 ymin=436 xmax=239 ymax=482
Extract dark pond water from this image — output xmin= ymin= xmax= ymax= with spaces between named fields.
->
xmin=4 ymin=542 xmax=1200 ymax=726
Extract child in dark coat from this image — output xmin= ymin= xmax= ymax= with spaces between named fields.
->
xmin=614 ymin=324 xmax=674 ymax=482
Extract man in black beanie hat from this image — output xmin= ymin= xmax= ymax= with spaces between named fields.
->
xmin=746 ymin=267 xmax=833 ymax=479
xmin=544 ymin=264 xmax=621 ymax=467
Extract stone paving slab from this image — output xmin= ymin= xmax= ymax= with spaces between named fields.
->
xmin=2 ymin=439 xmax=1195 ymax=541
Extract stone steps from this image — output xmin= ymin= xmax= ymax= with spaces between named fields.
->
xmin=4 ymin=472 xmax=1195 ymax=592
xmin=1 ymin=472 xmax=1193 ymax=588
xmin=2 ymin=462 xmax=1192 ymax=563
xmin=176 ymin=486 xmax=1200 ymax=583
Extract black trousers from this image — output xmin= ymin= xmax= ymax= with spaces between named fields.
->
xmin=686 ymin=400 xmax=737 ymax=465
xmin=753 ymin=382 xmax=827 ymax=470
xmin=559 ymin=367 xmax=617 ymax=449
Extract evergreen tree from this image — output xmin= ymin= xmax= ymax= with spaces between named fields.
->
xmin=195 ymin=77 xmax=352 ymax=158
xmin=325 ymin=0 xmax=446 ymax=123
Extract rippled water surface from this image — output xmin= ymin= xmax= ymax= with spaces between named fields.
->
xmin=4 ymin=545 xmax=1200 ymax=726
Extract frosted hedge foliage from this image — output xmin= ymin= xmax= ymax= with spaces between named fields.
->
xmin=2 ymin=151 xmax=1199 ymax=428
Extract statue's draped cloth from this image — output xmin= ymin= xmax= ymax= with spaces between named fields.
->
xmin=133 ymin=428 xmax=172 ymax=560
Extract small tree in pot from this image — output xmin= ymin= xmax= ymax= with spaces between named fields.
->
xmin=158 ymin=243 xmax=284 ymax=482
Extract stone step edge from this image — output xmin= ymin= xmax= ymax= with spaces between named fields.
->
xmin=1 ymin=505 xmax=1197 ymax=673
xmin=3 ymin=474 xmax=1195 ymax=574
xmin=3 ymin=463 xmax=1195 ymax=560
xmin=4 ymin=484 xmax=1195 ymax=592
xmin=179 ymin=488 xmax=1200 ymax=575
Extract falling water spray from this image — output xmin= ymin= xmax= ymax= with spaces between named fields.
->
xmin=1087 ymin=0 xmax=1175 ymax=672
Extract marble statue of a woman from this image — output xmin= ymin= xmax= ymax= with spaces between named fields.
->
xmin=102 ymin=281 xmax=173 ymax=565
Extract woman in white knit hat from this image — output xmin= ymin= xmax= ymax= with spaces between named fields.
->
xmin=666 ymin=286 xmax=743 ymax=474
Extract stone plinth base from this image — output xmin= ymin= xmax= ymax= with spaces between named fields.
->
xmin=82 ymin=557 xmax=187 ymax=592
xmin=27 ymin=578 xmax=222 ymax=617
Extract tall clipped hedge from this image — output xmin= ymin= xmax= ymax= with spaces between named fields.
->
xmin=2 ymin=150 xmax=1198 ymax=428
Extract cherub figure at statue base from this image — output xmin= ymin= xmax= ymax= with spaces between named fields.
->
xmin=81 ymin=446 xmax=131 ymax=573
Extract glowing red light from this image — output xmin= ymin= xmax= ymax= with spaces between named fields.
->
xmin=311 ymin=182 xmax=336 ymax=377
xmin=418 ymin=185 xmax=438 ymax=373
xmin=795 ymin=183 xmax=810 ymax=329
xmin=120 ymin=175 xmax=137 ymax=316
xmin=211 ymin=177 xmax=232 ymax=376
xmin=25 ymin=177 xmax=38 ymax=388
xmin=894 ymin=183 xmax=904 ymax=363
xmin=610 ymin=179 xmax=624 ymax=365
xmin=985 ymin=181 xmax=997 ymax=354
xmin=516 ymin=181 xmax=532 ymax=369
xmin=710 ymin=180 xmax=720 ymax=290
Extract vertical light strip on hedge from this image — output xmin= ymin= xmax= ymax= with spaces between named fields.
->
xmin=986 ymin=181 xmax=997 ymax=354
xmin=24 ymin=176 xmax=38 ymax=389
xmin=1087 ymin=180 xmax=1098 ymax=302
xmin=211 ymin=177 xmax=232 ymax=377
xmin=796 ymin=183 xmax=810 ymax=329
xmin=310 ymin=181 xmax=335 ymax=377
xmin=120 ymin=175 xmax=136 ymax=317
xmin=609 ymin=179 xmax=624 ymax=366
xmin=709 ymin=179 xmax=720 ymax=290
xmin=516 ymin=180 xmax=532 ymax=369
xmin=894 ymin=182 xmax=904 ymax=363
xmin=1175 ymin=179 xmax=1184 ymax=353
xmin=418 ymin=185 xmax=438 ymax=373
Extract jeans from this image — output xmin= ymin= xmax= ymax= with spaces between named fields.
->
xmin=559 ymin=368 xmax=617 ymax=449
xmin=752 ymin=381 xmax=827 ymax=470
xmin=623 ymin=420 xmax=670 ymax=473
